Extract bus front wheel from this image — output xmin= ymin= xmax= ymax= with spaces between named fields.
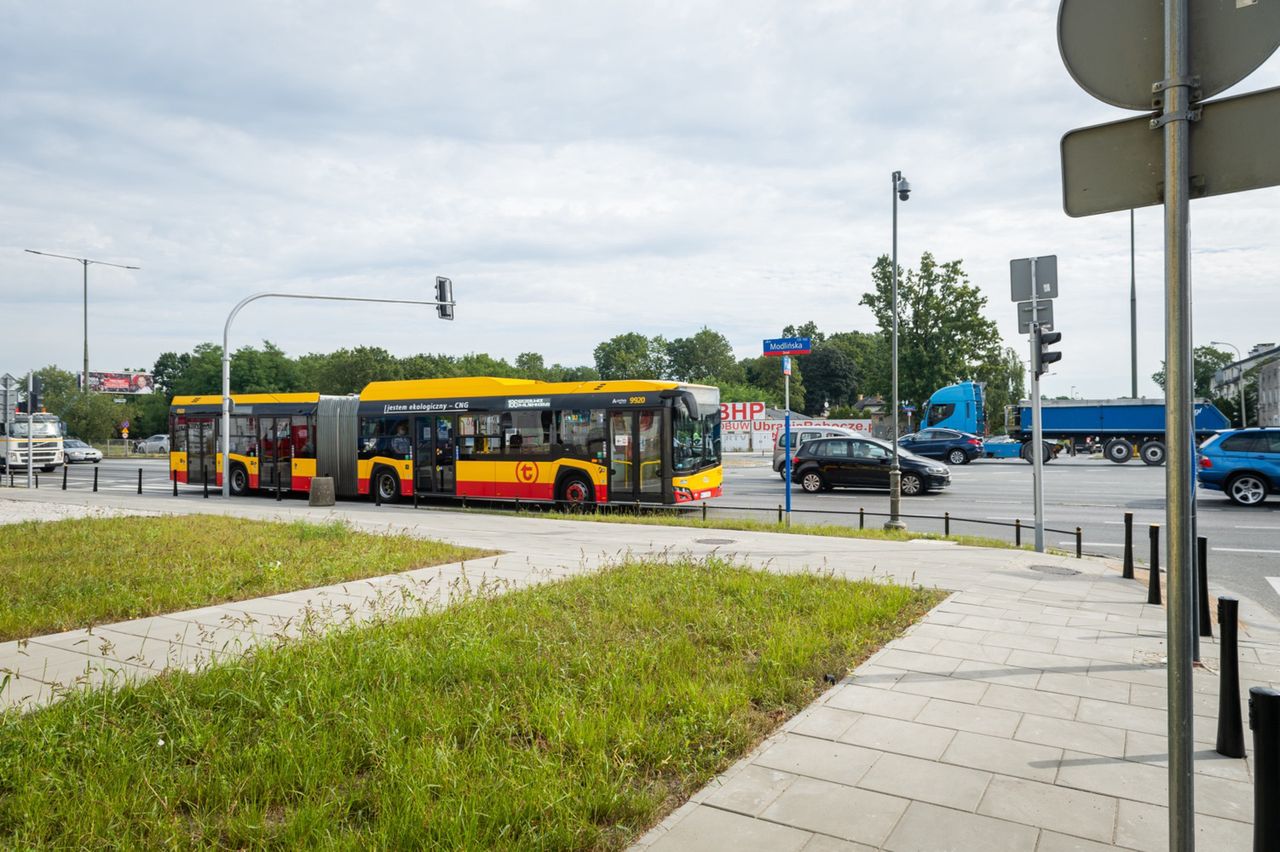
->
xmin=229 ymin=465 xmax=249 ymax=497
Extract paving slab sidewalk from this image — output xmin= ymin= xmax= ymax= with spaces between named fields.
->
xmin=3 ymin=490 xmax=1278 ymax=850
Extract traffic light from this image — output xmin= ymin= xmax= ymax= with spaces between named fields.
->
xmin=435 ymin=276 xmax=454 ymax=321
xmin=31 ymin=376 xmax=44 ymax=412
xmin=1033 ymin=326 xmax=1062 ymax=377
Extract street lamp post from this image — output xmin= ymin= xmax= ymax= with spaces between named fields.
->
xmin=24 ymin=249 xmax=141 ymax=391
xmin=221 ymin=291 xmax=454 ymax=498
xmin=886 ymin=170 xmax=911 ymax=530
xmin=1211 ymin=340 xmax=1248 ymax=427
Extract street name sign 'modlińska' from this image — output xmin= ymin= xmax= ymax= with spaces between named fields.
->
xmin=762 ymin=337 xmax=811 ymax=356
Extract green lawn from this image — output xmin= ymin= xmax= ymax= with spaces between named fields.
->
xmin=0 ymin=515 xmax=490 ymax=641
xmin=0 ymin=558 xmax=940 ymax=849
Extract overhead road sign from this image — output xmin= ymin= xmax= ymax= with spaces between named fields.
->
xmin=1017 ymin=300 xmax=1055 ymax=334
xmin=1010 ymin=256 xmax=1059 ymax=302
xmin=1062 ymin=84 xmax=1280 ymax=217
xmin=763 ymin=337 xmax=811 ymax=356
xmin=1058 ymin=0 xmax=1280 ymax=111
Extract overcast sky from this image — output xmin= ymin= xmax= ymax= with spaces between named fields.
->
xmin=3 ymin=0 xmax=1278 ymax=399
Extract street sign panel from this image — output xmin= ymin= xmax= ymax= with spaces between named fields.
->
xmin=1017 ymin=300 xmax=1055 ymax=334
xmin=1062 ymin=84 xmax=1280 ymax=217
xmin=1058 ymin=0 xmax=1280 ymax=111
xmin=763 ymin=337 xmax=812 ymax=356
xmin=1010 ymin=256 xmax=1059 ymax=302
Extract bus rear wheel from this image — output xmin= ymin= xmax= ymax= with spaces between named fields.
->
xmin=374 ymin=469 xmax=400 ymax=504
xmin=557 ymin=474 xmax=594 ymax=511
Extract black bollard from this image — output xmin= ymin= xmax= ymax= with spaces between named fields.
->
xmin=202 ymin=472 xmax=208 ymax=499
xmin=137 ymin=468 xmax=143 ymax=494
xmin=701 ymin=502 xmax=707 ymax=521
xmin=276 ymin=470 xmax=282 ymax=502
xmin=859 ymin=507 xmax=864 ymax=529
xmin=93 ymin=467 xmax=98 ymax=493
xmin=1075 ymin=527 xmax=1082 ymax=559
xmin=34 ymin=473 xmax=38 ymax=488
xmin=1250 ymin=686 xmax=1280 ymax=849
xmin=1147 ymin=525 xmax=1162 ymax=605
xmin=1198 ymin=537 xmax=1212 ymax=638
xmin=1122 ymin=512 xmax=1134 ymax=579
xmin=777 ymin=504 xmax=782 ymax=524
xmin=1015 ymin=518 xmax=1022 ymax=547
xmin=944 ymin=511 xmax=950 ymax=536
xmin=1216 ymin=596 xmax=1246 ymax=758
xmin=62 ymin=465 xmax=67 ymax=490
xmin=173 ymin=471 xmax=178 ymax=497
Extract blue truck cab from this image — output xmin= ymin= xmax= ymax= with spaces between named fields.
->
xmin=920 ymin=381 xmax=985 ymax=434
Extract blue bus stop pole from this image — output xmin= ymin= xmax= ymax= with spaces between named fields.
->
xmin=783 ymin=356 xmax=792 ymax=527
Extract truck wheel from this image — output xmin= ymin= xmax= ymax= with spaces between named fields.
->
xmin=1019 ymin=442 xmax=1053 ymax=464
xmin=1104 ymin=438 xmax=1134 ymax=464
xmin=1140 ymin=442 xmax=1166 ymax=466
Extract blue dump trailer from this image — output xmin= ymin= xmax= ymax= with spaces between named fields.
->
xmin=919 ymin=382 xmax=1230 ymax=465
xmin=1010 ymin=398 xmax=1230 ymax=465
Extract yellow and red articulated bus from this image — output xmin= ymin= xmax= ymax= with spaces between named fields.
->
xmin=170 ymin=377 xmax=722 ymax=507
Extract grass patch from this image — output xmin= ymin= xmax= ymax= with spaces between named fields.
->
xmin=0 ymin=558 xmax=940 ymax=849
xmin=531 ymin=507 xmax=1026 ymax=551
xmin=0 ymin=515 xmax=491 ymax=641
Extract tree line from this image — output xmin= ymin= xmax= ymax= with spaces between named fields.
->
xmin=21 ymin=252 xmax=1025 ymax=441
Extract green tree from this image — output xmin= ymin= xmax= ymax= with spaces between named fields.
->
xmin=400 ymin=353 xmax=461 ymax=379
xmin=151 ymin=352 xmax=190 ymax=398
xmin=58 ymin=393 xmax=128 ymax=442
xmin=513 ymin=352 xmax=548 ymax=381
xmin=27 ymin=366 xmax=79 ymax=413
xmin=973 ymin=347 xmax=1027 ymax=434
xmin=667 ymin=327 xmax=740 ymax=384
xmin=798 ymin=341 xmax=857 ymax=415
xmin=781 ymin=321 xmax=825 ymax=346
xmin=296 ymin=346 xmax=403 ymax=395
xmin=593 ymin=333 xmax=669 ymax=380
xmin=741 ymin=355 xmax=804 ymax=412
xmin=1151 ymin=345 xmax=1249 ymax=426
xmin=859 ymin=253 xmax=1004 ymax=408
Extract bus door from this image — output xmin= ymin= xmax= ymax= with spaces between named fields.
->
xmin=414 ymin=415 xmax=456 ymax=495
xmin=259 ymin=417 xmax=293 ymax=492
xmin=608 ymin=409 xmax=664 ymax=503
xmin=186 ymin=419 xmax=215 ymax=485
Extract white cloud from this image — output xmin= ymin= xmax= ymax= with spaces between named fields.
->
xmin=2 ymin=0 xmax=1278 ymax=401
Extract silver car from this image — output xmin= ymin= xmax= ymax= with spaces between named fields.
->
xmin=134 ymin=434 xmax=170 ymax=454
xmin=772 ymin=426 xmax=860 ymax=478
xmin=64 ymin=438 xmax=103 ymax=464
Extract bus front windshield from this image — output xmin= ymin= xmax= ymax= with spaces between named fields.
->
xmin=673 ymin=401 xmax=721 ymax=473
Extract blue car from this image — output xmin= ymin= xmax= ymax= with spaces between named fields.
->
xmin=897 ymin=428 xmax=984 ymax=465
xmin=1197 ymin=428 xmax=1280 ymax=506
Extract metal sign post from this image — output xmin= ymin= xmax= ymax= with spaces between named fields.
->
xmin=762 ymin=337 xmax=811 ymax=528
xmin=25 ymin=374 xmax=33 ymax=490
xmin=1058 ymin=2 xmax=1280 ymax=846
xmin=1012 ymin=255 xmax=1057 ymax=553
xmin=783 ymin=356 xmax=792 ymax=526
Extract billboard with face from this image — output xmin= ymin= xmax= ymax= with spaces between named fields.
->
xmin=82 ymin=371 xmax=154 ymax=394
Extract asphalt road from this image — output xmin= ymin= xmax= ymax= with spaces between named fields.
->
xmin=10 ymin=455 xmax=1280 ymax=620
xmin=719 ymin=453 xmax=1280 ymax=621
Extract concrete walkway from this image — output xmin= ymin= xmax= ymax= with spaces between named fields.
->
xmin=2 ymin=489 xmax=1277 ymax=849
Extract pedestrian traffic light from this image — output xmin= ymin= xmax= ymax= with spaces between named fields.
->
xmin=31 ymin=376 xmax=44 ymax=411
xmin=1033 ymin=326 xmax=1062 ymax=377
xmin=435 ymin=276 xmax=454 ymax=321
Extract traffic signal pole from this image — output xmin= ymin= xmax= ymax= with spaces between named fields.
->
xmin=1162 ymin=0 xmax=1196 ymax=844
